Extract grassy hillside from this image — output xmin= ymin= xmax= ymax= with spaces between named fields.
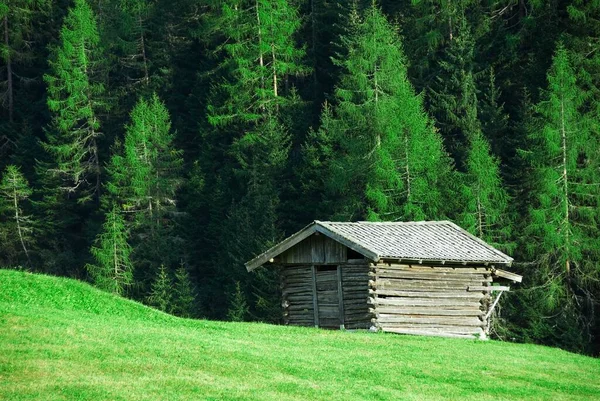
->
xmin=1 ymin=270 xmax=599 ymax=401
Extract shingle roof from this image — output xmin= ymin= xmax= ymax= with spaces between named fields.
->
xmin=245 ymin=220 xmax=513 ymax=271
xmin=318 ymin=220 xmax=512 ymax=264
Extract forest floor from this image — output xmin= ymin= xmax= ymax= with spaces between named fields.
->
xmin=1 ymin=269 xmax=599 ymax=401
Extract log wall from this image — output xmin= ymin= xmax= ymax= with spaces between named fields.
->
xmin=369 ymin=263 xmax=492 ymax=338
xmin=281 ymin=265 xmax=314 ymax=326
xmin=281 ymin=262 xmax=372 ymax=329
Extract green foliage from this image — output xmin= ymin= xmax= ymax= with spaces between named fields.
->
xmin=147 ymin=264 xmax=173 ymax=312
xmin=172 ymin=264 xmax=198 ymax=318
xmin=42 ymin=0 xmax=105 ymax=203
xmin=525 ymin=44 xmax=600 ymax=278
xmin=207 ymin=0 xmax=309 ymax=126
xmin=316 ymin=5 xmax=454 ymax=221
xmin=86 ymin=207 xmax=134 ymax=296
xmin=105 ymin=94 xmax=184 ymax=292
xmin=108 ymin=93 xmax=182 ymax=220
xmin=227 ymin=281 xmax=249 ymax=322
xmin=516 ymin=43 xmax=600 ymax=353
xmin=0 ymin=165 xmax=35 ymax=266
xmin=460 ymin=129 xmax=511 ymax=250
xmin=456 ymin=70 xmax=511 ymax=250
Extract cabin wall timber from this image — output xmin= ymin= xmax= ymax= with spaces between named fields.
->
xmin=247 ymin=221 xmax=520 ymax=339
xmin=369 ymin=262 xmax=494 ymax=338
xmin=277 ymin=234 xmax=347 ymax=264
xmin=281 ymin=261 xmax=371 ymax=329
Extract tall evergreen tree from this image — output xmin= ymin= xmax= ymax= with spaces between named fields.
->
xmin=0 ymin=164 xmax=35 ymax=266
xmin=201 ymin=0 xmax=308 ymax=319
xmin=42 ymin=0 xmax=105 ymax=203
xmin=105 ymin=93 xmax=183 ymax=293
xmin=312 ymin=5 xmax=454 ymax=222
xmin=457 ymin=72 xmax=510 ymax=249
xmin=172 ymin=264 xmax=197 ymax=318
xmin=519 ymin=44 xmax=600 ymax=352
xmin=0 ymin=0 xmax=50 ymax=135
xmin=147 ymin=263 xmax=173 ymax=312
xmin=86 ymin=207 xmax=134 ymax=295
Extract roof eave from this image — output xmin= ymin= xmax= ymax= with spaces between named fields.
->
xmin=377 ymin=257 xmax=513 ymax=266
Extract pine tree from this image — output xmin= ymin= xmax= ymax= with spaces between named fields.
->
xmin=147 ymin=264 xmax=173 ymax=312
xmin=172 ymin=264 xmax=197 ymax=318
xmin=0 ymin=164 xmax=35 ymax=266
xmin=86 ymin=207 xmax=134 ymax=295
xmin=520 ymin=44 xmax=600 ymax=351
xmin=42 ymin=0 xmax=105 ymax=203
xmin=315 ymin=5 xmax=454 ymax=222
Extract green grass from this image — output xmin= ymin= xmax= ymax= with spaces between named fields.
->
xmin=1 ymin=269 xmax=599 ymax=401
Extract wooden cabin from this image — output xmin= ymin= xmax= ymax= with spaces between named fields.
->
xmin=245 ymin=220 xmax=522 ymax=339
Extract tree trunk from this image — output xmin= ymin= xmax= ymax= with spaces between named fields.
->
xmin=560 ymin=94 xmax=570 ymax=274
xmin=138 ymin=11 xmax=149 ymax=85
xmin=256 ymin=0 xmax=265 ymax=113
xmin=13 ymin=184 xmax=31 ymax=266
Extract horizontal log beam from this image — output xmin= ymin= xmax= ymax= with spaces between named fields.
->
xmin=370 ymin=297 xmax=482 ymax=307
xmin=467 ymin=286 xmax=510 ymax=292
xmin=374 ymin=308 xmax=483 ymax=317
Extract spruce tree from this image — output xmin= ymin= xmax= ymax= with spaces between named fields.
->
xmin=314 ymin=5 xmax=454 ymax=222
xmin=172 ymin=264 xmax=197 ymax=318
xmin=42 ymin=0 xmax=105 ymax=203
xmin=86 ymin=207 xmax=134 ymax=295
xmin=203 ymin=0 xmax=308 ymax=319
xmin=0 ymin=0 xmax=50 ymax=126
xmin=227 ymin=281 xmax=249 ymax=322
xmin=457 ymin=73 xmax=510 ymax=249
xmin=147 ymin=264 xmax=173 ymax=313
xmin=0 ymin=164 xmax=35 ymax=266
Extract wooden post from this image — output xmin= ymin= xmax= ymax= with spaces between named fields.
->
xmin=311 ymin=265 xmax=319 ymax=328
xmin=337 ymin=265 xmax=345 ymax=330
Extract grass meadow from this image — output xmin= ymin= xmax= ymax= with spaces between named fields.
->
xmin=1 ymin=269 xmax=599 ymax=400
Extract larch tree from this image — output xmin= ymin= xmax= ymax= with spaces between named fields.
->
xmin=42 ymin=0 xmax=105 ymax=204
xmin=105 ymin=93 xmax=183 ymax=292
xmin=315 ymin=4 xmax=454 ymax=222
xmin=107 ymin=94 xmax=182 ymax=225
xmin=86 ymin=207 xmax=134 ymax=295
xmin=0 ymin=164 xmax=35 ymax=266
xmin=521 ymin=43 xmax=600 ymax=349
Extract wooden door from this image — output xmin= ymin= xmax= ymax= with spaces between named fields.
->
xmin=315 ymin=266 xmax=343 ymax=329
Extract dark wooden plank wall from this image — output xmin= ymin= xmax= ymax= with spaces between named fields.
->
xmin=278 ymin=234 xmax=347 ymax=264
xmin=281 ymin=265 xmax=314 ymax=326
xmin=341 ymin=264 xmax=371 ymax=329
xmin=281 ymin=262 xmax=373 ymax=329
xmin=369 ymin=263 xmax=493 ymax=338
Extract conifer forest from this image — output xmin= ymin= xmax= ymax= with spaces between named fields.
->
xmin=1 ymin=0 xmax=599 ymax=355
